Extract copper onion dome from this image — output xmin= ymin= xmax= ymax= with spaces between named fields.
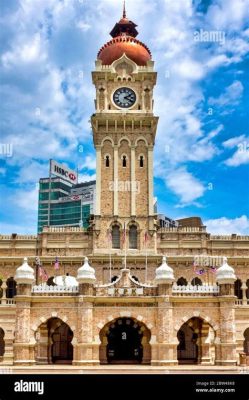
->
xmin=97 ymin=2 xmax=151 ymax=66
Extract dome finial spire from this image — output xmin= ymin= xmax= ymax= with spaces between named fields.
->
xmin=123 ymin=0 xmax=126 ymax=18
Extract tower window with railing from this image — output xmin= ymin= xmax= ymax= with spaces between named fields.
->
xmin=122 ymin=155 xmax=127 ymax=167
xmin=129 ymin=225 xmax=138 ymax=249
xmin=112 ymin=225 xmax=120 ymax=249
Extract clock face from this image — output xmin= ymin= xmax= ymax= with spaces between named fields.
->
xmin=113 ymin=87 xmax=136 ymax=108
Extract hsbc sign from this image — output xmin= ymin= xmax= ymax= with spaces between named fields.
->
xmin=50 ymin=160 xmax=78 ymax=184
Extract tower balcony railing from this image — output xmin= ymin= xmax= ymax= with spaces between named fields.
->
xmin=0 ymin=298 xmax=16 ymax=306
xmin=42 ymin=226 xmax=88 ymax=233
xmin=172 ymin=284 xmax=219 ymax=296
xmin=235 ymin=299 xmax=249 ymax=306
xmin=158 ymin=226 xmax=206 ymax=233
xmin=32 ymin=284 xmax=78 ymax=295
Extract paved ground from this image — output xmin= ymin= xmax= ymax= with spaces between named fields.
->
xmin=1 ymin=365 xmax=248 ymax=374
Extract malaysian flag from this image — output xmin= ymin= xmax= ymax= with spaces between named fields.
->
xmin=54 ymin=256 xmax=59 ymax=270
xmin=42 ymin=268 xmax=48 ymax=281
xmin=144 ymin=231 xmax=149 ymax=244
xmin=107 ymin=230 xmax=112 ymax=244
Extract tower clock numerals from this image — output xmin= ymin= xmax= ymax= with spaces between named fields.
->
xmin=113 ymin=87 xmax=136 ymax=108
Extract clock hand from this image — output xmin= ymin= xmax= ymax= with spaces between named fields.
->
xmin=124 ymin=95 xmax=133 ymax=101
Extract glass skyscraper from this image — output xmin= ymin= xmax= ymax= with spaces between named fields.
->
xmin=38 ymin=177 xmax=96 ymax=233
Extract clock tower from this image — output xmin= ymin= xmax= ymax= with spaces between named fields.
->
xmin=91 ymin=4 xmax=158 ymax=255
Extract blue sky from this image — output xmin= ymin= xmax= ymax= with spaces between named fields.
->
xmin=0 ymin=0 xmax=248 ymax=234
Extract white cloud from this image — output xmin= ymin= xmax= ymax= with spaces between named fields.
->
xmin=205 ymin=215 xmax=249 ymax=235
xmin=76 ymin=21 xmax=91 ymax=32
xmin=13 ymin=160 xmax=48 ymax=183
xmin=78 ymin=173 xmax=96 ymax=183
xmin=14 ymin=185 xmax=39 ymax=211
xmin=166 ymin=167 xmax=205 ymax=205
xmin=224 ymin=147 xmax=249 ymax=166
xmin=208 ymin=80 xmax=244 ymax=107
xmin=222 ymin=135 xmax=249 ymax=166
xmin=174 ymin=58 xmax=204 ymax=80
xmin=79 ymin=155 xmax=96 ymax=171
xmin=0 ymin=222 xmax=36 ymax=235
xmin=223 ymin=135 xmax=246 ymax=148
xmin=205 ymin=0 xmax=249 ymax=31
xmin=2 ymin=33 xmax=46 ymax=67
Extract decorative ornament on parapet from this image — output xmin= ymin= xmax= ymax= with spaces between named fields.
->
xmin=216 ymin=256 xmax=237 ymax=285
xmin=155 ymin=256 xmax=175 ymax=284
xmin=14 ymin=257 xmax=35 ymax=285
xmin=77 ymin=257 xmax=96 ymax=284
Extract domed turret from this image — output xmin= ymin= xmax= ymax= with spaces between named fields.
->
xmin=77 ymin=257 xmax=96 ymax=284
xmin=216 ymin=257 xmax=236 ymax=285
xmin=97 ymin=3 xmax=151 ymax=66
xmin=14 ymin=257 xmax=35 ymax=285
xmin=155 ymin=256 xmax=175 ymax=284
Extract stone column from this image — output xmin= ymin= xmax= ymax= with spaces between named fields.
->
xmin=131 ymin=145 xmax=136 ymax=216
xmin=95 ymin=145 xmax=102 ymax=215
xmin=73 ymin=300 xmax=98 ymax=366
xmin=74 ymin=257 xmax=98 ymax=366
xmin=215 ymin=300 xmax=237 ymax=366
xmin=147 ymin=146 xmax=154 ymax=216
xmin=14 ymin=289 xmax=35 ymax=365
xmin=13 ymin=258 xmax=36 ymax=366
xmin=241 ymin=282 xmax=248 ymax=305
xmin=113 ymin=145 xmax=118 ymax=216
xmin=215 ymin=257 xmax=237 ymax=365
xmin=151 ymin=301 xmax=177 ymax=366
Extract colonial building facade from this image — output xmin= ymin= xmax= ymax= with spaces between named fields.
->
xmin=0 ymin=8 xmax=248 ymax=369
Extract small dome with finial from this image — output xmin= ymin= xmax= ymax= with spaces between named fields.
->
xmin=216 ymin=257 xmax=236 ymax=284
xmin=77 ymin=257 xmax=96 ymax=284
xmin=14 ymin=257 xmax=35 ymax=284
xmin=155 ymin=256 xmax=175 ymax=284
xmin=97 ymin=2 xmax=151 ymax=66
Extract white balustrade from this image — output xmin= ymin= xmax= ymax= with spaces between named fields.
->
xmin=32 ymin=284 xmax=78 ymax=294
xmin=172 ymin=284 xmax=219 ymax=295
xmin=0 ymin=298 xmax=16 ymax=306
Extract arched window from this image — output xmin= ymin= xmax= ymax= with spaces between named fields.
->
xmin=112 ymin=225 xmax=120 ymax=249
xmin=246 ymin=279 xmax=249 ymax=299
xmin=234 ymin=279 xmax=243 ymax=299
xmin=139 ymin=155 xmax=144 ymax=167
xmin=105 ymin=155 xmax=110 ymax=167
xmin=129 ymin=225 xmax=137 ymax=249
xmin=177 ymin=277 xmax=187 ymax=286
xmin=122 ymin=155 xmax=127 ymax=167
xmin=111 ymin=276 xmax=118 ymax=283
xmin=244 ymin=328 xmax=249 ymax=354
xmin=6 ymin=277 xmax=16 ymax=298
xmin=191 ymin=277 xmax=202 ymax=286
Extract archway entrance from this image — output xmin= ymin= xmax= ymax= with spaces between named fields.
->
xmin=35 ymin=318 xmax=73 ymax=365
xmin=0 ymin=328 xmax=5 ymax=360
xmin=100 ymin=317 xmax=151 ymax=364
xmin=243 ymin=328 xmax=249 ymax=354
xmin=177 ymin=317 xmax=215 ymax=365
